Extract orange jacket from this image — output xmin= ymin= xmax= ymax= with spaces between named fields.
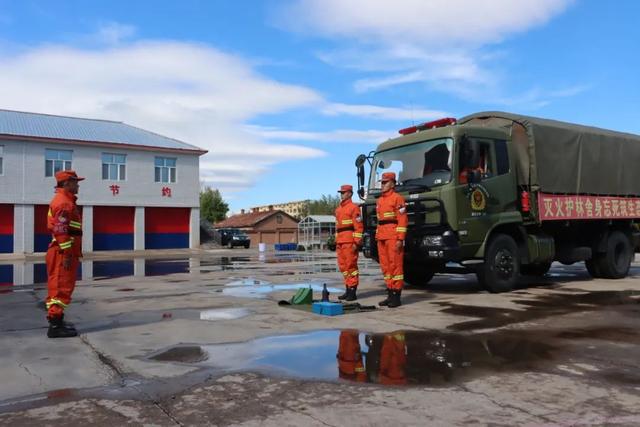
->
xmin=48 ymin=188 xmax=83 ymax=257
xmin=375 ymin=190 xmax=408 ymax=241
xmin=335 ymin=199 xmax=364 ymax=244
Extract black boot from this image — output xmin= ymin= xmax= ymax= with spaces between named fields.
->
xmin=345 ymin=287 xmax=358 ymax=302
xmin=388 ymin=290 xmax=402 ymax=308
xmin=60 ymin=314 xmax=76 ymax=330
xmin=338 ymin=287 xmax=349 ymax=300
xmin=378 ymin=289 xmax=392 ymax=306
xmin=47 ymin=317 xmax=78 ymax=338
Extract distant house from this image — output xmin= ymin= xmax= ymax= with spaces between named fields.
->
xmin=214 ymin=209 xmax=299 ymax=247
xmin=298 ymin=215 xmax=336 ymax=250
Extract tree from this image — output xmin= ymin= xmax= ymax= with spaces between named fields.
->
xmin=306 ymin=194 xmax=341 ymax=216
xmin=200 ymin=186 xmax=229 ymax=223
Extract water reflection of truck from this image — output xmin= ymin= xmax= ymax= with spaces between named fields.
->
xmin=355 ymin=112 xmax=640 ymax=292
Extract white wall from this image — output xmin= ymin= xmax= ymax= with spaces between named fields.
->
xmin=0 ymin=139 xmax=200 ymax=207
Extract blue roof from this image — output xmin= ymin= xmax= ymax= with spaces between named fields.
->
xmin=0 ymin=109 xmax=205 ymax=153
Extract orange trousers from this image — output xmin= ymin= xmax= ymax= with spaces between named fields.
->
xmin=337 ymin=330 xmax=366 ymax=382
xmin=379 ymin=334 xmax=407 ymax=385
xmin=336 ymin=243 xmax=359 ymax=288
xmin=377 ymin=239 xmax=404 ymax=290
xmin=45 ymin=247 xmax=80 ymax=320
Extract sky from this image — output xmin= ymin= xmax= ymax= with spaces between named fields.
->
xmin=1 ymin=0 xmax=639 ymax=213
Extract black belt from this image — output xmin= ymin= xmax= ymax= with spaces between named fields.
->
xmin=337 ymin=226 xmax=355 ymax=232
xmin=377 ymin=220 xmax=398 ymax=225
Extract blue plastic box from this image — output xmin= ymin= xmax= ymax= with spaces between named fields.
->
xmin=312 ymin=301 xmax=344 ymax=316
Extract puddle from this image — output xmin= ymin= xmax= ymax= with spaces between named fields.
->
xmin=149 ymin=345 xmax=208 ymax=363
xmin=220 ymin=280 xmax=342 ymax=299
xmin=199 ymin=308 xmax=250 ymax=321
xmin=145 ymin=322 xmax=640 ymax=388
xmin=146 ymin=329 xmax=559 ymax=387
xmin=439 ymin=290 xmax=640 ymax=331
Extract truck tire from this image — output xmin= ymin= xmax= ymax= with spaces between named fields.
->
xmin=404 ymin=265 xmax=435 ymax=287
xmin=596 ymin=231 xmax=632 ymax=279
xmin=521 ymin=262 xmax=552 ymax=276
xmin=585 ymin=258 xmax=602 ymax=278
xmin=477 ymin=234 xmax=520 ymax=293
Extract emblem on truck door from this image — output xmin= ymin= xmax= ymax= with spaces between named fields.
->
xmin=471 ymin=188 xmax=487 ymax=211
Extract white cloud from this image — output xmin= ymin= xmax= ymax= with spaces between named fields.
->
xmin=245 ymin=125 xmax=395 ymax=144
xmin=0 ymin=38 xmax=327 ymax=195
xmin=276 ymin=0 xmax=574 ymax=47
xmin=274 ymin=0 xmax=578 ymax=105
xmin=94 ymin=22 xmax=136 ymax=45
xmin=322 ymin=103 xmax=451 ymax=121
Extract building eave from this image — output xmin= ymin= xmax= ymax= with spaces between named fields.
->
xmin=0 ymin=133 xmax=208 ymax=156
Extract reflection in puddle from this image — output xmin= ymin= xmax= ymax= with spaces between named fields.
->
xmin=147 ymin=329 xmax=557 ymax=387
xmin=221 ymin=281 xmax=342 ymax=299
xmin=200 ymin=308 xmax=250 ymax=321
xmin=0 ymin=252 xmax=342 ymax=286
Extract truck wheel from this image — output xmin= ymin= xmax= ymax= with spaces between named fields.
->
xmin=521 ymin=262 xmax=552 ymax=276
xmin=585 ymin=258 xmax=602 ymax=278
xmin=477 ymin=234 xmax=520 ymax=293
xmin=404 ymin=266 xmax=435 ymax=287
xmin=597 ymin=231 xmax=632 ymax=279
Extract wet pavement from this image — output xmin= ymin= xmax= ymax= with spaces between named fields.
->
xmin=1 ymin=249 xmax=640 ymax=426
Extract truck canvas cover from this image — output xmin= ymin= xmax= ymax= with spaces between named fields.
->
xmin=458 ymin=111 xmax=640 ymax=196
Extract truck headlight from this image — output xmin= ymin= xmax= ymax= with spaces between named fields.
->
xmin=422 ymin=235 xmax=443 ymax=246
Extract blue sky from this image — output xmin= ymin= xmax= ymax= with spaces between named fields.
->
xmin=1 ymin=0 xmax=639 ymax=213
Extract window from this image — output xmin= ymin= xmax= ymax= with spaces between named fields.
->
xmin=0 ymin=146 xmax=3 ymax=176
xmin=495 ymin=140 xmax=509 ymax=175
xmin=45 ymin=149 xmax=72 ymax=177
xmin=276 ymin=214 xmax=283 ymax=224
xmin=102 ymin=153 xmax=126 ymax=180
xmin=154 ymin=157 xmax=177 ymax=183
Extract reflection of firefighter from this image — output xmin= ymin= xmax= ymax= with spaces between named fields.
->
xmin=337 ymin=330 xmax=367 ymax=382
xmin=379 ymin=332 xmax=407 ymax=385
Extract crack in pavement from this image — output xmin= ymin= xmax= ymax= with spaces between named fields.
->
xmin=18 ymin=362 xmax=44 ymax=388
xmin=458 ymin=384 xmax=555 ymax=423
xmin=78 ymin=334 xmax=184 ymax=426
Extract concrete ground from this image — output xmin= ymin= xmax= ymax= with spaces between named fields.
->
xmin=1 ymin=250 xmax=639 ymax=426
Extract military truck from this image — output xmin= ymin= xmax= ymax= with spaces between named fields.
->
xmin=355 ymin=112 xmax=640 ymax=292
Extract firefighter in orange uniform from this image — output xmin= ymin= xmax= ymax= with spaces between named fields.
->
xmin=45 ymin=170 xmax=84 ymax=338
xmin=376 ymin=172 xmax=408 ymax=308
xmin=336 ymin=330 xmax=367 ymax=382
xmin=335 ymin=184 xmax=363 ymax=301
xmin=379 ymin=332 xmax=407 ymax=385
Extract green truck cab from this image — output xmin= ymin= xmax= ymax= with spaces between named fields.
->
xmin=355 ymin=112 xmax=640 ymax=292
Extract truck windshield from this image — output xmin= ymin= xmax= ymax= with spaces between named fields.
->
xmin=368 ymin=138 xmax=453 ymax=193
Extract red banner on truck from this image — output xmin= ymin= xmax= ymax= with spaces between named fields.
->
xmin=538 ymin=193 xmax=640 ymax=221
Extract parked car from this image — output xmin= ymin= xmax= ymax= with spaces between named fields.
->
xmin=218 ymin=228 xmax=251 ymax=249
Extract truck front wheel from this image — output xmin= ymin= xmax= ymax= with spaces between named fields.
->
xmin=404 ymin=265 xmax=435 ymax=287
xmin=477 ymin=234 xmax=520 ymax=293
xmin=593 ymin=231 xmax=632 ymax=279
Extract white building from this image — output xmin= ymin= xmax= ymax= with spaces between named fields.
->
xmin=0 ymin=109 xmax=206 ymax=257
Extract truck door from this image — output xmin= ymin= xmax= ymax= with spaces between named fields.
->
xmin=455 ymin=138 xmax=516 ymax=251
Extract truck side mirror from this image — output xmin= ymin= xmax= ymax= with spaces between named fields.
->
xmin=355 ymin=154 xmax=367 ymax=199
